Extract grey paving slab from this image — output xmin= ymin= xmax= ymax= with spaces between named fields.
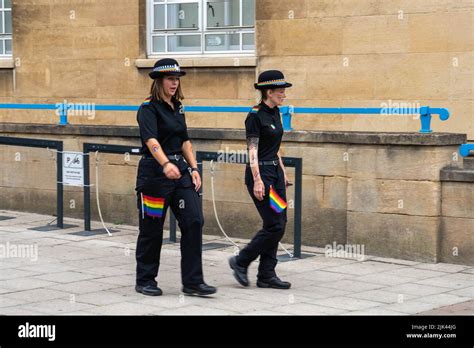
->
xmin=0 ymin=210 xmax=472 ymax=316
xmin=307 ymin=296 xmax=383 ymax=311
xmin=447 ymin=287 xmax=474 ymax=298
xmin=2 ymin=288 xmax=70 ymax=302
xmin=383 ymin=283 xmax=453 ymax=297
xmin=382 ymin=300 xmax=452 ymax=315
xmin=346 ymin=289 xmax=418 ymax=304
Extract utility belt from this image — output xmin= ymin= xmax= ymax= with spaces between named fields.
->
xmin=141 ymin=153 xmax=184 ymax=161
xmin=257 ymin=159 xmax=279 ymax=166
xmin=246 ymin=159 xmax=279 ymax=166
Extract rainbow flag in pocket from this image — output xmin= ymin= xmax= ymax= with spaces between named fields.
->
xmin=141 ymin=193 xmax=165 ymax=218
xmin=269 ymin=186 xmax=287 ymax=213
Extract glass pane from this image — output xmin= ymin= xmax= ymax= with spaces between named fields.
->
xmin=207 ymin=0 xmax=239 ymax=28
xmin=168 ymin=35 xmax=201 ymax=52
xmin=5 ymin=38 xmax=11 ymax=54
xmin=242 ymin=0 xmax=255 ymax=26
xmin=167 ymin=3 xmax=198 ymax=29
xmin=0 ymin=40 xmax=4 ymax=55
xmin=4 ymin=0 xmax=11 ymax=9
xmin=5 ymin=10 xmax=11 ymax=34
xmin=205 ymin=33 xmax=239 ymax=51
xmin=153 ymin=4 xmax=165 ymax=30
xmin=0 ymin=13 xmax=3 ymax=34
xmin=152 ymin=36 xmax=165 ymax=52
xmin=242 ymin=33 xmax=254 ymax=50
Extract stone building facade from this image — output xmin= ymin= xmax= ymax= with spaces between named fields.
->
xmin=0 ymin=0 xmax=471 ymax=138
xmin=0 ymin=1 xmax=472 ymax=264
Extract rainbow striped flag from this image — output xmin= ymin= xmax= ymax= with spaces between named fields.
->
xmin=141 ymin=193 xmax=165 ymax=218
xmin=269 ymin=186 xmax=287 ymax=213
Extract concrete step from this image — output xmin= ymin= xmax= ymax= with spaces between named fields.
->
xmin=463 ymin=156 xmax=474 ymax=170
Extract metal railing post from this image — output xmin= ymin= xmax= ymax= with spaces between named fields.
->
xmin=459 ymin=144 xmax=474 ymax=157
xmin=83 ymin=144 xmax=91 ymax=231
xmin=56 ymin=142 xmax=64 ymax=228
xmin=281 ymin=105 xmax=293 ymax=131
xmin=293 ymin=157 xmax=303 ymax=258
xmin=59 ymin=102 xmax=68 ymax=126
xmin=419 ymin=106 xmax=432 ymax=133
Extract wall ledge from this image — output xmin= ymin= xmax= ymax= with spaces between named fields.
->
xmin=136 ymin=56 xmax=257 ymax=68
xmin=441 ymin=167 xmax=474 ymax=182
xmin=0 ymin=123 xmax=467 ymax=146
xmin=0 ymin=58 xmax=15 ymax=69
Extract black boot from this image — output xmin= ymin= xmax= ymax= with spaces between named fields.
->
xmin=135 ymin=284 xmax=163 ymax=296
xmin=229 ymin=256 xmax=249 ymax=287
xmin=182 ymin=283 xmax=217 ymax=296
xmin=257 ymin=276 xmax=291 ymax=289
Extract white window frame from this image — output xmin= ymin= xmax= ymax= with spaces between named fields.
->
xmin=0 ymin=0 xmax=12 ymax=57
xmin=147 ymin=0 xmax=255 ymax=58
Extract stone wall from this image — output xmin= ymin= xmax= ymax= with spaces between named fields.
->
xmin=440 ymin=163 xmax=474 ymax=265
xmin=0 ymin=0 xmax=472 ymax=139
xmin=0 ymin=124 xmax=470 ymax=264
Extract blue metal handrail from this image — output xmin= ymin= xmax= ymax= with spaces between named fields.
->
xmin=459 ymin=144 xmax=474 ymax=157
xmin=279 ymin=105 xmax=450 ymax=133
xmin=0 ymin=102 xmax=450 ymax=134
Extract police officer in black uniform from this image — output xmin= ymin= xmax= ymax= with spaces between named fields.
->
xmin=229 ymin=70 xmax=293 ymax=289
xmin=135 ymin=58 xmax=216 ymax=296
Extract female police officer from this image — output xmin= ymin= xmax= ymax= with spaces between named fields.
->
xmin=135 ymin=58 xmax=216 ymax=297
xmin=229 ymin=70 xmax=292 ymax=290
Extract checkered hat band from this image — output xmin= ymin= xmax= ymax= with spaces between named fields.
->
xmin=257 ymin=79 xmax=287 ymax=86
xmin=153 ymin=65 xmax=181 ymax=73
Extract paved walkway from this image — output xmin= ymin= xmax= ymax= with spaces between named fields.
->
xmin=0 ymin=210 xmax=472 ymax=315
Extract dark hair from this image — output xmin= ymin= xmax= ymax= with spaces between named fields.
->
xmin=150 ymin=76 xmax=184 ymax=102
xmin=259 ymin=89 xmax=270 ymax=103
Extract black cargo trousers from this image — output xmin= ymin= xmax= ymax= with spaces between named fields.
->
xmin=236 ymin=163 xmax=287 ymax=280
xmin=135 ymin=156 xmax=204 ymax=288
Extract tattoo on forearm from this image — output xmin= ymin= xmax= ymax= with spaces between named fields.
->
xmin=248 ymin=137 xmax=259 ymax=167
xmin=152 ymin=145 xmax=160 ymax=153
xmin=247 ymin=137 xmax=259 ymax=151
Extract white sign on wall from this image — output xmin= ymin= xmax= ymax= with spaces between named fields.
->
xmin=62 ymin=152 xmax=84 ymax=186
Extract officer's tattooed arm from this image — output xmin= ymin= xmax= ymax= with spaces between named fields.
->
xmin=146 ymin=138 xmax=168 ymax=165
xmin=146 ymin=138 xmax=181 ymax=179
xmin=247 ymin=137 xmax=261 ymax=181
xmin=248 ymin=136 xmax=265 ymax=200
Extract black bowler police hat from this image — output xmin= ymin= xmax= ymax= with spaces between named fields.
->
xmin=149 ymin=58 xmax=186 ymax=79
xmin=254 ymin=70 xmax=292 ymax=90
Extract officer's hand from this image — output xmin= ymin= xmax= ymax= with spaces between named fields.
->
xmin=192 ymin=171 xmax=201 ymax=192
xmin=253 ymin=179 xmax=265 ymax=201
xmin=163 ymin=162 xmax=181 ymax=179
xmin=284 ymin=173 xmax=291 ymax=187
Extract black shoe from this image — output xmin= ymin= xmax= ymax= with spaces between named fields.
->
xmin=257 ymin=276 xmax=291 ymax=289
xmin=135 ymin=284 xmax=163 ymax=296
xmin=182 ymin=283 xmax=217 ymax=296
xmin=229 ymin=256 xmax=249 ymax=287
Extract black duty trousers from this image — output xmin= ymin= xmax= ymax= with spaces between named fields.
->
xmin=236 ymin=163 xmax=287 ymax=280
xmin=135 ymin=157 xmax=204 ymax=287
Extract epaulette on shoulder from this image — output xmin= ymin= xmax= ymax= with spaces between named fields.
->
xmin=249 ymin=104 xmax=260 ymax=114
xmin=142 ymin=96 xmax=152 ymax=106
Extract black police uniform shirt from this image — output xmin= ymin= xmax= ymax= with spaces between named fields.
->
xmin=137 ymin=97 xmax=189 ymax=156
xmin=135 ymin=96 xmax=192 ymax=193
xmin=245 ymin=101 xmax=284 ymax=161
